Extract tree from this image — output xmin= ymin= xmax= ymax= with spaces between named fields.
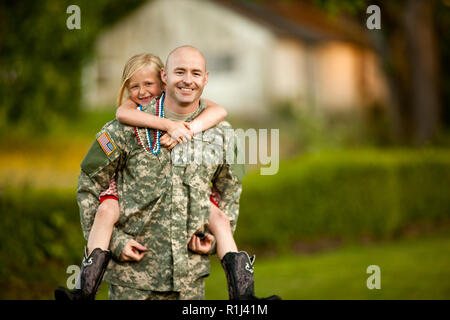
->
xmin=0 ymin=0 xmax=143 ymax=134
xmin=314 ymin=0 xmax=446 ymax=145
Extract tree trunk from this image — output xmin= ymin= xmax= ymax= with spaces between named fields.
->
xmin=403 ymin=0 xmax=441 ymax=145
xmin=367 ymin=28 xmax=409 ymax=143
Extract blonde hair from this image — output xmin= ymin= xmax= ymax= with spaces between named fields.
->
xmin=117 ymin=53 xmax=164 ymax=106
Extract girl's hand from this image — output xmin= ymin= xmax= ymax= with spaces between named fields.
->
xmin=166 ymin=120 xmax=193 ymax=143
xmin=160 ymin=133 xmax=179 ymax=150
xmin=187 ymin=120 xmax=203 ymax=135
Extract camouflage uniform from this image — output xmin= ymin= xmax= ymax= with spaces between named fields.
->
xmin=77 ymin=98 xmax=245 ymax=300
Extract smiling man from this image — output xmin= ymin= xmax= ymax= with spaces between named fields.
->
xmin=162 ymin=46 xmax=209 ymax=111
xmin=75 ymin=45 xmax=246 ymax=300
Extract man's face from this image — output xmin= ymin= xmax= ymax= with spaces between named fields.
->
xmin=162 ymin=47 xmax=209 ymax=107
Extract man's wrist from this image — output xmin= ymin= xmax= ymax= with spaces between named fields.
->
xmin=110 ymin=228 xmax=133 ymax=261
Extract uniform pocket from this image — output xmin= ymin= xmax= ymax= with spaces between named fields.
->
xmin=183 ymin=166 xmax=211 ymax=237
xmin=117 ymin=147 xmax=166 ymax=237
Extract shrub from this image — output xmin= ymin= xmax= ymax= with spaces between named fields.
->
xmin=235 ymin=149 xmax=450 ymax=249
xmin=1 ymin=149 xmax=449 ymax=296
xmin=0 ymin=186 xmax=83 ymax=291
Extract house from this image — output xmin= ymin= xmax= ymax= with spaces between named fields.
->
xmin=83 ymin=0 xmax=387 ymax=117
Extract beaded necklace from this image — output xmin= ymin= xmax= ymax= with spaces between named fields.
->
xmin=134 ymin=92 xmax=165 ymax=155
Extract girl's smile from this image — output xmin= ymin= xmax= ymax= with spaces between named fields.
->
xmin=128 ymin=65 xmax=162 ymax=106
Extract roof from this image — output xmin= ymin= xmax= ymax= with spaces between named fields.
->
xmin=213 ymin=0 xmax=369 ymax=46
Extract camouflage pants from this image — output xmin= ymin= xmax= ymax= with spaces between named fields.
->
xmin=108 ymin=276 xmax=206 ymax=300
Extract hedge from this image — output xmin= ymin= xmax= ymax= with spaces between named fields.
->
xmin=0 ymin=186 xmax=83 ymax=293
xmin=1 ymin=149 xmax=449 ymax=294
xmin=235 ymin=149 xmax=450 ymax=248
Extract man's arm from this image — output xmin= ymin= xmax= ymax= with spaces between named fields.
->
xmin=211 ymin=129 xmax=246 ymax=233
xmin=77 ymin=123 xmax=133 ymax=260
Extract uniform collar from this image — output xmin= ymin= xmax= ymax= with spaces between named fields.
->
xmin=142 ymin=96 xmax=207 ymax=123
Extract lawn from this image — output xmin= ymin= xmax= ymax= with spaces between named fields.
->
xmin=92 ymin=232 xmax=450 ymax=300
xmin=204 ymin=232 xmax=450 ymax=300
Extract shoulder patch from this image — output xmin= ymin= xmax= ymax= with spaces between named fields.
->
xmin=81 ymin=129 xmax=119 ymax=176
xmin=97 ymin=132 xmax=116 ymax=156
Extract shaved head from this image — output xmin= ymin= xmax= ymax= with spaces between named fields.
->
xmin=165 ymin=45 xmax=207 ymax=70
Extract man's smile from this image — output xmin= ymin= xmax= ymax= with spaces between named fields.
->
xmin=178 ymin=87 xmax=194 ymax=92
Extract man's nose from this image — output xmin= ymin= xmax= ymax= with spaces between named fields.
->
xmin=183 ymin=73 xmax=193 ymax=84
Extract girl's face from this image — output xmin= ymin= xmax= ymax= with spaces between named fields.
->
xmin=127 ymin=64 xmax=162 ymax=106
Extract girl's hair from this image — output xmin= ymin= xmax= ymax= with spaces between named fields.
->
xmin=117 ymin=53 xmax=164 ymax=106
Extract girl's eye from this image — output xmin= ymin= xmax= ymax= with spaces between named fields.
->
xmin=146 ymin=82 xmax=153 ymax=86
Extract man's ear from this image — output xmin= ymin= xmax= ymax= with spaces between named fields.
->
xmin=204 ymin=71 xmax=209 ymax=85
xmin=161 ymin=68 xmax=167 ymax=85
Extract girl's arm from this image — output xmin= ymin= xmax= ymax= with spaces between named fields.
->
xmin=189 ymin=99 xmax=228 ymax=134
xmin=116 ymin=98 xmax=191 ymax=142
xmin=160 ymin=99 xmax=228 ymax=150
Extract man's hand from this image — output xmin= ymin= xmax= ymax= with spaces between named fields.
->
xmin=188 ymin=233 xmax=214 ymax=254
xmin=119 ymin=239 xmax=147 ymax=262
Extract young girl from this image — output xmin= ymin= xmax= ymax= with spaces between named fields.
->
xmin=55 ymin=53 xmax=278 ymax=301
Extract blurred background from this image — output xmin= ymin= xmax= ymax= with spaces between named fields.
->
xmin=0 ymin=0 xmax=449 ymax=299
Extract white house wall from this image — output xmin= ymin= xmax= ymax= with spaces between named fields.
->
xmin=83 ymin=0 xmax=275 ymax=114
xmin=272 ymin=38 xmax=309 ymax=105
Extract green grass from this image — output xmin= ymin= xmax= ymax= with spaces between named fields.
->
xmin=50 ymin=228 xmax=450 ymax=300
xmin=205 ymin=232 xmax=450 ymax=300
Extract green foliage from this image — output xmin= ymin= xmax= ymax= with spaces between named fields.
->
xmin=235 ymin=149 xmax=450 ymax=249
xmin=0 ymin=186 xmax=84 ymax=298
xmin=265 ymin=99 xmax=397 ymax=161
xmin=0 ymin=0 xmax=143 ymax=134
xmin=1 ymin=149 xmax=450 ymax=298
xmin=313 ymin=0 xmax=366 ymax=16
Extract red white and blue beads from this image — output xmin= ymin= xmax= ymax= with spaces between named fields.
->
xmin=134 ymin=92 xmax=165 ymax=155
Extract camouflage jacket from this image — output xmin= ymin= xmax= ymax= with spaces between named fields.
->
xmin=77 ymin=98 xmax=244 ymax=292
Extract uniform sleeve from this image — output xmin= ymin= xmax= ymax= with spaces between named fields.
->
xmin=211 ymin=131 xmax=246 ymax=234
xmin=77 ymin=123 xmax=132 ymax=259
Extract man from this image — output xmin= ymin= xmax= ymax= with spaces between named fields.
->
xmin=74 ymin=46 xmax=251 ymax=299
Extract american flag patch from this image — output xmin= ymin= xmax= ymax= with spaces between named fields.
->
xmin=97 ymin=132 xmax=116 ymax=156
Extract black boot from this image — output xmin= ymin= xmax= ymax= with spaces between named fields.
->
xmin=54 ymin=247 xmax=111 ymax=300
xmin=221 ymin=251 xmax=281 ymax=300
